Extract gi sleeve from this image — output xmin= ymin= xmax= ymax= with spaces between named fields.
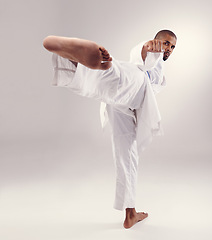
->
xmin=147 ymin=57 xmax=167 ymax=94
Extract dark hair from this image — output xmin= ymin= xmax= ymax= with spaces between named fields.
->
xmin=154 ymin=30 xmax=177 ymax=40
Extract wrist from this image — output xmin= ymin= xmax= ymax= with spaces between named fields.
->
xmin=141 ymin=45 xmax=148 ymax=62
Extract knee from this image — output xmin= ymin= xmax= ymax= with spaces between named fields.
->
xmin=43 ymin=35 xmax=60 ymax=52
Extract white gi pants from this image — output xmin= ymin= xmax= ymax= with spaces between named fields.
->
xmin=107 ymin=105 xmax=139 ymax=210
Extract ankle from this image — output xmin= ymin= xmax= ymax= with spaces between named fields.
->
xmin=125 ymin=208 xmax=136 ymax=218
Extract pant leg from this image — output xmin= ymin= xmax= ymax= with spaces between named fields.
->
xmin=107 ymin=105 xmax=139 ymax=211
xmin=52 ymin=53 xmax=120 ymax=101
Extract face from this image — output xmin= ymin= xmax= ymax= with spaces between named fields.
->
xmin=158 ymin=34 xmax=177 ymax=61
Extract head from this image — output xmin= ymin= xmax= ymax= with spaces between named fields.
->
xmin=154 ymin=30 xmax=177 ymax=61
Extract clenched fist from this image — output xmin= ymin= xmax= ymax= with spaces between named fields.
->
xmin=144 ymin=39 xmax=164 ymax=52
xmin=142 ymin=39 xmax=164 ymax=61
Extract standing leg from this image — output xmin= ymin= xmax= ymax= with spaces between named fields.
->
xmin=43 ymin=36 xmax=112 ymax=70
xmin=107 ymin=105 xmax=148 ymax=228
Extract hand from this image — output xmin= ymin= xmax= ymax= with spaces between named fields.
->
xmin=143 ymin=39 xmax=164 ymax=53
xmin=141 ymin=39 xmax=164 ymax=62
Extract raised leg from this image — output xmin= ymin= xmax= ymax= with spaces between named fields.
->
xmin=43 ymin=36 xmax=112 ymax=70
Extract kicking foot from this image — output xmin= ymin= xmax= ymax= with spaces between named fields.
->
xmin=123 ymin=208 xmax=148 ymax=229
xmin=43 ymin=36 xmax=112 ymax=70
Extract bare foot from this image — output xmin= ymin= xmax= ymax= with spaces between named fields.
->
xmin=43 ymin=36 xmax=112 ymax=70
xmin=123 ymin=208 xmax=148 ymax=229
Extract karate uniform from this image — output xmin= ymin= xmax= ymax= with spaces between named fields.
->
xmin=51 ymin=41 xmax=166 ymax=210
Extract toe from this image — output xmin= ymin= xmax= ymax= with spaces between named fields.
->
xmin=99 ymin=47 xmax=110 ymax=56
xmin=99 ymin=47 xmax=106 ymax=52
xmin=102 ymin=53 xmax=110 ymax=58
xmin=102 ymin=56 xmax=111 ymax=61
xmin=100 ymin=61 xmax=112 ymax=70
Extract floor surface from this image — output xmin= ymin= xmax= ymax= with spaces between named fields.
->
xmin=0 ymin=135 xmax=211 ymax=240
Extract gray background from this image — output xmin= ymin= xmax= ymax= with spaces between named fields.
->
xmin=0 ymin=0 xmax=212 ymax=239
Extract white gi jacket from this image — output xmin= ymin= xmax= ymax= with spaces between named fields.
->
xmin=100 ymin=41 xmax=166 ymax=155
xmin=52 ymin=42 xmax=166 ymax=156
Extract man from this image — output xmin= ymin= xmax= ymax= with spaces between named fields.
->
xmin=43 ymin=30 xmax=177 ymax=229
